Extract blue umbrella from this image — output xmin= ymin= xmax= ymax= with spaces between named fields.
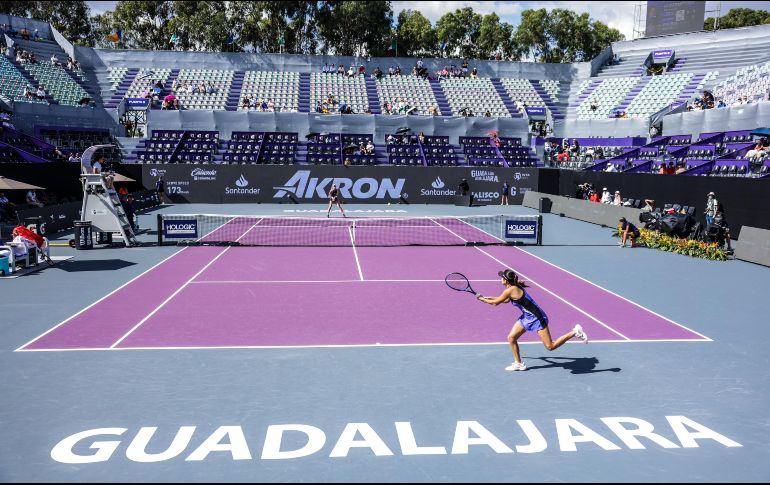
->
xmin=750 ymin=127 xmax=770 ymax=137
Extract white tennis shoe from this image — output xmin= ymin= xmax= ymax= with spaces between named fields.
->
xmin=573 ymin=324 xmax=589 ymax=343
xmin=505 ymin=362 xmax=527 ymax=371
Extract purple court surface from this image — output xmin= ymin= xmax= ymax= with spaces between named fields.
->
xmin=21 ymin=218 xmax=705 ymax=351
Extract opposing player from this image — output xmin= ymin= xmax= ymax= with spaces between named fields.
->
xmin=326 ymin=183 xmax=346 ymax=218
xmin=476 ymin=268 xmax=588 ymax=371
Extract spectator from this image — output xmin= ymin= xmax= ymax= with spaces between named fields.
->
xmin=589 ymin=190 xmax=600 ymax=203
xmin=544 ymin=140 xmax=553 ymax=163
xmin=50 ymin=54 xmax=61 ymax=66
xmin=556 ymin=146 xmax=570 ymax=165
xmin=429 ymin=105 xmax=439 ymax=116
xmin=613 ymin=190 xmax=622 ymax=206
xmin=601 ymin=187 xmax=612 ymax=204
xmin=618 ymin=217 xmax=640 ymax=248
xmin=590 ymin=101 xmax=598 ymax=111
xmin=470 ymin=67 xmax=478 ymax=79
xmin=704 ymin=191 xmax=718 ymax=226
xmin=373 ymin=66 xmax=383 ymax=79
xmin=641 ymin=199 xmax=655 ymax=213
xmin=570 ymin=139 xmax=580 ymax=158
xmin=21 ymin=84 xmax=35 ymax=100
xmin=365 ymin=139 xmax=374 ymax=155
xmin=484 ymin=109 xmax=491 ymax=117
xmin=26 ymin=190 xmax=44 ymax=208
xmin=35 ymin=86 xmax=46 ymax=100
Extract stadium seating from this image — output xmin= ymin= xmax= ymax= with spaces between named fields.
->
xmin=377 ymin=75 xmax=440 ymax=115
xmin=310 ymin=73 xmax=368 ymax=113
xmin=0 ymin=54 xmax=47 ymax=104
xmin=238 ymin=71 xmax=299 ymax=112
xmin=440 ymin=77 xmax=509 ymax=117
xmin=713 ymin=61 xmax=770 ymax=105
xmin=172 ymin=69 xmax=234 ymax=110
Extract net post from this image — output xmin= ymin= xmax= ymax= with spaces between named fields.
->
xmin=157 ymin=214 xmax=163 ymax=246
xmin=536 ymin=215 xmax=543 ymax=246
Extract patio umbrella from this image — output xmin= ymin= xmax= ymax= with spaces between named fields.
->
xmin=0 ymin=176 xmax=44 ymax=191
xmin=395 ymin=127 xmax=410 ymax=135
xmin=750 ymin=127 xmax=770 ymax=137
xmin=487 ymin=131 xmax=498 ymax=137
xmin=110 ymin=173 xmax=135 ymax=183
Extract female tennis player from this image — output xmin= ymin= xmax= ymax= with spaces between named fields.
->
xmin=326 ymin=183 xmax=346 ymax=218
xmin=477 ymin=268 xmax=588 ymax=371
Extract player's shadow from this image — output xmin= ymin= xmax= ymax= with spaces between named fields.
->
xmin=525 ymin=356 xmax=621 ymax=374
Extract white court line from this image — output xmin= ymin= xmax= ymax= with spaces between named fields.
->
xmin=108 ymin=218 xmax=264 ymax=349
xmin=17 ymin=338 xmax=711 ymax=353
xmin=349 ymin=225 xmax=364 ymax=281
xmin=191 ymin=279 xmax=502 ymax=284
xmin=430 ymin=217 xmax=631 ymax=341
xmin=14 ymin=217 xmax=240 ymax=352
xmin=454 ymin=217 xmax=711 ymax=342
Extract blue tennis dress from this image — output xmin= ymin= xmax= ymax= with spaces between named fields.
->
xmin=510 ymin=290 xmax=549 ymax=332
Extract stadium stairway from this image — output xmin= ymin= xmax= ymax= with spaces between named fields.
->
xmin=675 ymin=73 xmax=706 ymax=104
xmin=374 ymin=145 xmax=389 ymax=165
xmin=428 ymin=79 xmax=451 ymax=115
xmin=616 ymin=76 xmax=650 ymax=112
xmin=491 ymin=78 xmax=521 ymax=117
xmin=13 ymin=38 xmax=101 ymax=104
xmin=295 ymin=143 xmax=308 ymax=164
xmin=298 ymin=73 xmax=310 ymax=112
xmin=364 ymin=76 xmax=381 ymax=114
xmin=667 ymin=57 xmax=687 ymax=73
xmin=154 ymin=69 xmax=180 ymax=109
xmin=567 ymin=78 xmax=602 ymax=115
xmin=104 ymin=68 xmax=139 ymax=109
xmin=531 ymin=79 xmax=566 ymax=120
xmin=225 ymin=71 xmax=244 ymax=111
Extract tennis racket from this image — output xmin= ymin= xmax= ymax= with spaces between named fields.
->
xmin=445 ymin=272 xmax=477 ymax=296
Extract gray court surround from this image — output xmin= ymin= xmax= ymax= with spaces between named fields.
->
xmin=1 ymin=203 xmax=769 ymax=482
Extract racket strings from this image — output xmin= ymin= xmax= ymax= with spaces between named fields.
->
xmin=445 ymin=273 xmax=471 ymax=291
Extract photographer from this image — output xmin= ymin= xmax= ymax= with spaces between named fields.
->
xmin=709 ymin=204 xmax=733 ymax=253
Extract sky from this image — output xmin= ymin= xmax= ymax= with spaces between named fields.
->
xmin=86 ymin=1 xmax=770 ymax=40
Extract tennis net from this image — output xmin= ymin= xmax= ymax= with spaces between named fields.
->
xmin=157 ymin=214 xmax=542 ymax=247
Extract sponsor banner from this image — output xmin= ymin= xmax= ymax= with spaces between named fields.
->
xmin=505 ymin=219 xmax=538 ymax=239
xmin=163 ymin=219 xmax=198 ymax=238
xmin=125 ymin=98 xmax=150 ymax=110
xmin=652 ymin=49 xmax=673 ymax=59
xmin=16 ymin=201 xmax=82 ymax=236
xmin=525 ymin=107 xmax=547 ymax=120
xmin=140 ymin=165 xmax=538 ymax=205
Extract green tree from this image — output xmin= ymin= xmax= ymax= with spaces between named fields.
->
xmin=477 ymin=13 xmax=515 ymax=60
xmin=435 ymin=7 xmax=483 ymax=58
xmin=513 ymin=7 xmax=623 ymax=63
xmin=92 ymin=1 xmax=173 ymax=50
xmin=316 ymin=1 xmax=393 ymax=56
xmin=705 ymin=8 xmax=770 ymax=31
xmin=0 ymin=1 xmax=94 ymax=46
xmin=167 ymin=1 xmax=232 ymax=52
xmin=395 ymin=9 xmax=436 ymax=57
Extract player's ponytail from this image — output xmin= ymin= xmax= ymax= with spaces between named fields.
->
xmin=512 ymin=273 xmax=529 ymax=289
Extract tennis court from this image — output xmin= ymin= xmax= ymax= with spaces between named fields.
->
xmin=2 ymin=204 xmax=767 ymax=482
xmin=19 ymin=214 xmax=705 ymax=351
